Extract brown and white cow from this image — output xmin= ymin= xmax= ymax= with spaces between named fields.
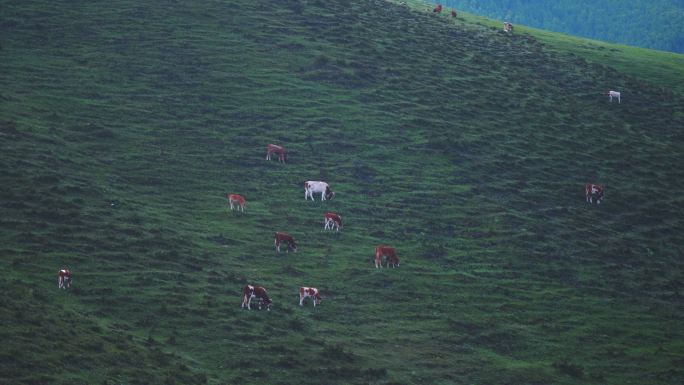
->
xmin=241 ymin=284 xmax=272 ymax=310
xmin=58 ymin=269 xmax=72 ymax=289
xmin=375 ymin=246 xmax=400 ymax=268
xmin=324 ymin=212 xmax=342 ymax=231
xmin=275 ymin=232 xmax=297 ymax=253
xmin=266 ymin=144 xmax=287 ymax=163
xmin=228 ymin=194 xmax=247 ymax=211
xmin=503 ymin=22 xmax=514 ymax=33
xmin=304 ymin=181 xmax=334 ymax=201
xmin=299 ymin=287 xmax=321 ymax=307
xmin=585 ymin=183 xmax=605 ymax=204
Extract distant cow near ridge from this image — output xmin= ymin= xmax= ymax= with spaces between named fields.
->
xmin=375 ymin=246 xmax=400 ymax=268
xmin=299 ymin=287 xmax=322 ymax=307
xmin=228 ymin=194 xmax=247 ymax=211
xmin=266 ymin=144 xmax=287 ymax=163
xmin=275 ymin=232 xmax=297 ymax=253
xmin=451 ymin=9 xmax=457 ymax=18
xmin=241 ymin=285 xmax=272 ymax=310
xmin=433 ymin=4 xmax=442 ymax=13
xmin=585 ymin=184 xmax=605 ymax=204
xmin=324 ymin=212 xmax=342 ymax=231
xmin=58 ymin=269 xmax=72 ymax=289
xmin=503 ymin=22 xmax=513 ymax=34
xmin=304 ymin=181 xmax=335 ymax=201
xmin=607 ymin=90 xmax=621 ymax=103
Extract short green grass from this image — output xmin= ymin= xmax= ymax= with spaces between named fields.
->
xmin=1 ymin=0 xmax=683 ymax=384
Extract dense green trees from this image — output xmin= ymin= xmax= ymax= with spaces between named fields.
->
xmin=443 ymin=0 xmax=684 ymax=53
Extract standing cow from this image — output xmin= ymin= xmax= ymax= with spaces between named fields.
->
xmin=433 ymin=4 xmax=442 ymax=13
xmin=375 ymin=246 xmax=400 ymax=268
xmin=304 ymin=181 xmax=335 ymax=201
xmin=266 ymin=144 xmax=287 ymax=163
xmin=58 ymin=269 xmax=72 ymax=289
xmin=228 ymin=194 xmax=247 ymax=211
xmin=299 ymin=287 xmax=322 ymax=307
xmin=585 ymin=184 xmax=605 ymax=204
xmin=241 ymin=285 xmax=272 ymax=310
xmin=324 ymin=212 xmax=342 ymax=231
xmin=503 ymin=22 xmax=514 ymax=34
xmin=275 ymin=232 xmax=298 ymax=253
xmin=606 ymin=91 xmax=621 ymax=103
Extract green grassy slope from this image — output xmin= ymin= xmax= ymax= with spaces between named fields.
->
xmin=1 ymin=0 xmax=683 ymax=384
xmin=404 ymin=0 xmax=684 ymax=96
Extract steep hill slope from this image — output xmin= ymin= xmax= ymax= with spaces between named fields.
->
xmin=1 ymin=0 xmax=683 ymax=384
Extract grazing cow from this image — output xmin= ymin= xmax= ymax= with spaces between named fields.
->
xmin=299 ymin=287 xmax=322 ymax=307
xmin=266 ymin=144 xmax=287 ymax=163
xmin=304 ymin=181 xmax=335 ymax=201
xmin=607 ymin=90 xmax=621 ymax=103
xmin=228 ymin=194 xmax=247 ymax=211
xmin=503 ymin=22 xmax=514 ymax=34
xmin=451 ymin=9 xmax=457 ymax=18
xmin=241 ymin=285 xmax=272 ymax=310
xmin=375 ymin=246 xmax=400 ymax=268
xmin=58 ymin=269 xmax=72 ymax=289
xmin=275 ymin=232 xmax=297 ymax=253
xmin=324 ymin=212 xmax=342 ymax=231
xmin=433 ymin=4 xmax=442 ymax=13
xmin=585 ymin=184 xmax=605 ymax=204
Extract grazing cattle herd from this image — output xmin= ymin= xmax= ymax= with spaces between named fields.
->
xmin=57 ymin=139 xmax=608 ymax=311
xmin=56 ymin=5 xmax=616 ymax=313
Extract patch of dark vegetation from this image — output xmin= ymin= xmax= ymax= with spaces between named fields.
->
xmin=552 ymin=359 xmax=585 ymax=378
xmin=320 ymin=344 xmax=357 ymax=363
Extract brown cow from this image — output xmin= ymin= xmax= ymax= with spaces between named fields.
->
xmin=266 ymin=144 xmax=287 ymax=163
xmin=228 ymin=194 xmax=247 ymax=211
xmin=375 ymin=246 xmax=400 ymax=268
xmin=275 ymin=232 xmax=297 ymax=253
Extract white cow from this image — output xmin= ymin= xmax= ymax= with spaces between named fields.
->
xmin=607 ymin=90 xmax=621 ymax=103
xmin=304 ymin=181 xmax=335 ymax=201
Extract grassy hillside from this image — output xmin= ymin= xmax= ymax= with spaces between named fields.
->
xmin=440 ymin=0 xmax=684 ymax=54
xmin=2 ymin=0 xmax=683 ymax=384
xmin=408 ymin=0 xmax=684 ymax=95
